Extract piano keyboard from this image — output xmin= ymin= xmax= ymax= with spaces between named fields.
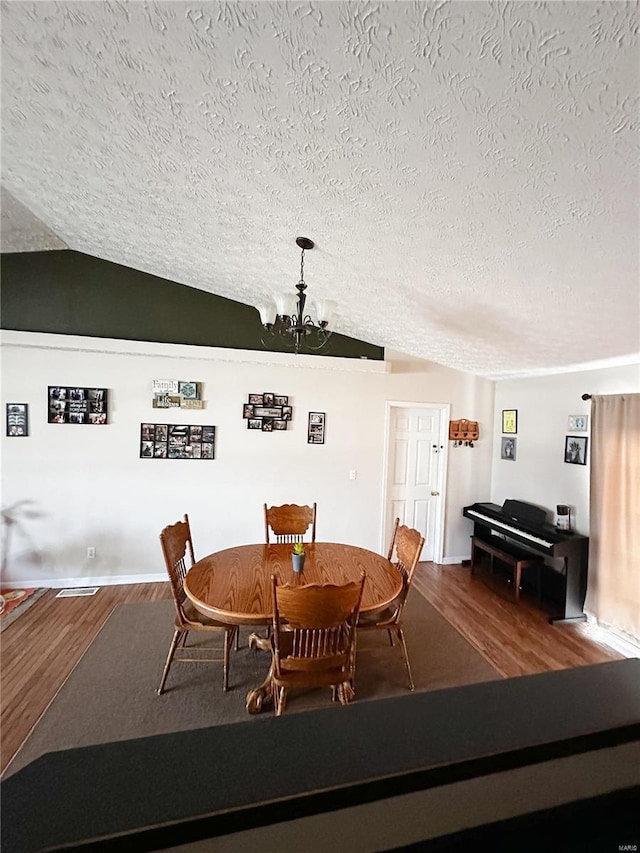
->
xmin=465 ymin=509 xmax=555 ymax=549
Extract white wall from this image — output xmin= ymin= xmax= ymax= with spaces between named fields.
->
xmin=1 ymin=331 xmax=495 ymax=586
xmin=491 ymin=362 xmax=640 ymax=534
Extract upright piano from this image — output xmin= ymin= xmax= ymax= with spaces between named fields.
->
xmin=463 ymin=500 xmax=589 ymax=623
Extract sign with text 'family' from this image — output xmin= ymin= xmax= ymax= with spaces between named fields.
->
xmin=152 ymin=380 xmax=204 ymax=409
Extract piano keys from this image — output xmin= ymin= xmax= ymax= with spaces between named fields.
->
xmin=463 ymin=500 xmax=589 ymax=623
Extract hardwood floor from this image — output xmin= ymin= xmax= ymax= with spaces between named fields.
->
xmin=0 ymin=564 xmax=624 ymax=775
xmin=413 ymin=562 xmax=623 ymax=678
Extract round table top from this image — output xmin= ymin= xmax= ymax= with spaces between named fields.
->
xmin=184 ymin=542 xmax=402 ymax=626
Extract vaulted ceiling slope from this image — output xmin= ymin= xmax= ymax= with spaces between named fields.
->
xmin=1 ymin=1 xmax=639 ymax=378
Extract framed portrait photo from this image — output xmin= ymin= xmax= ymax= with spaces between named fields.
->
xmin=6 ymin=403 xmax=28 ymax=437
xmin=501 ymin=409 xmax=517 ymax=434
xmin=564 ymin=435 xmax=588 ymax=466
xmin=500 ymin=436 xmax=516 ymax=461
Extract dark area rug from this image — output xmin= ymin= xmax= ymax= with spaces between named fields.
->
xmin=4 ymin=590 xmax=501 ymax=777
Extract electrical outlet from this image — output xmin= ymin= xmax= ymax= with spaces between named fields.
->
xmin=349 ymin=469 xmax=357 ymax=480
xmin=87 ymin=546 xmax=96 ymax=559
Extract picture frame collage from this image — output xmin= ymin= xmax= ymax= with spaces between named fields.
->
xmin=140 ymin=423 xmax=215 ymax=459
xmin=48 ymin=386 xmax=108 ymax=425
xmin=243 ymin=393 xmax=292 ymax=432
xmin=308 ymin=411 xmax=326 ymax=444
xmin=6 ymin=403 xmax=28 ymax=437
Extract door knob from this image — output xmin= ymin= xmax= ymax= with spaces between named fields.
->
xmin=431 ymin=490 xmax=439 ymax=496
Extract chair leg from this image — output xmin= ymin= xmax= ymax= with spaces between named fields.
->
xmin=387 ymin=629 xmax=394 ymax=646
xmin=179 ymin=631 xmax=189 ymax=648
xmin=157 ymin=629 xmax=182 ymax=695
xmin=276 ymin=686 xmax=287 ymax=716
xmin=396 ymin=627 xmax=414 ymax=691
xmin=223 ymin=628 xmax=235 ymax=692
xmin=349 ymin=638 xmax=357 ymax=692
xmin=235 ymin=626 xmax=240 ymax=651
xmin=341 ymin=681 xmax=355 ymax=703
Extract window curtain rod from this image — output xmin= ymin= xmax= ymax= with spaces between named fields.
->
xmin=581 ymin=394 xmax=592 ymax=400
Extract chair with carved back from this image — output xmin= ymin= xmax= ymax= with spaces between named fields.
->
xmin=157 ymin=514 xmax=238 ymax=695
xmin=357 ymin=519 xmax=424 ymax=690
xmin=264 ymin=502 xmax=317 ymax=544
xmin=270 ymin=572 xmax=366 ymax=716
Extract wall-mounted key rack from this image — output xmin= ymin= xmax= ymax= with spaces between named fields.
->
xmin=449 ymin=419 xmax=479 ymax=447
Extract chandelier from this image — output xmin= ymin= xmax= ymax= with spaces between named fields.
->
xmin=257 ymin=237 xmax=336 ymax=353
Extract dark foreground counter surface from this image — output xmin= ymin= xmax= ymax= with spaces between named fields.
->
xmin=2 ymin=659 xmax=640 ymax=853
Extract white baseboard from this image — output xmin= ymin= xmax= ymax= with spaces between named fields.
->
xmin=438 ymin=556 xmax=469 ymax=565
xmin=0 ymin=574 xmax=167 ymax=589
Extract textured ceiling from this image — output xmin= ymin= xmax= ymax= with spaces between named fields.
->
xmin=1 ymin=187 xmax=68 ymax=252
xmin=1 ymin=1 xmax=639 ymax=378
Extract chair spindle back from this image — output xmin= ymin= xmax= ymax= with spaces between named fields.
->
xmin=264 ymin=503 xmax=317 ymax=544
xmin=159 ymin=514 xmax=195 ymax=620
xmin=271 ymin=574 xmax=365 ymax=676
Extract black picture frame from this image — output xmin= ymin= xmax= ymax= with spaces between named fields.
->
xmin=243 ymin=393 xmax=290 ymax=431
xmin=140 ymin=423 xmax=216 ymax=459
xmin=48 ymin=386 xmax=108 ymax=424
xmin=501 ymin=409 xmax=517 ymax=434
xmin=564 ymin=435 xmax=588 ymax=465
xmin=308 ymin=411 xmax=326 ymax=444
xmin=6 ymin=403 xmax=28 ymax=437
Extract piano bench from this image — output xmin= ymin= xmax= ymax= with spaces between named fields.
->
xmin=470 ymin=536 xmax=544 ymax=603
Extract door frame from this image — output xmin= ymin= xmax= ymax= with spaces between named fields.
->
xmin=380 ymin=401 xmax=451 ymax=563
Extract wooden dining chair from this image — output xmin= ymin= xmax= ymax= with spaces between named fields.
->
xmin=270 ymin=572 xmax=366 ymax=716
xmin=264 ymin=502 xmax=317 ymax=544
xmin=387 ymin=517 xmax=400 ymax=560
xmin=357 ymin=520 xmax=424 ymax=690
xmin=157 ymin=514 xmax=238 ymax=695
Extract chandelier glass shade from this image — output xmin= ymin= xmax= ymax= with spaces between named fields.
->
xmin=257 ymin=237 xmax=336 ymax=353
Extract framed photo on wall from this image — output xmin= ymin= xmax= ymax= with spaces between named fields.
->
xmin=568 ymin=415 xmax=589 ymax=432
xmin=500 ymin=436 xmax=516 ymax=461
xmin=564 ymin=435 xmax=588 ymax=465
xmin=308 ymin=411 xmax=325 ymax=444
xmin=140 ymin=423 xmax=216 ymax=459
xmin=501 ymin=409 xmax=517 ymax=434
xmin=6 ymin=403 xmax=28 ymax=436
xmin=243 ymin=393 xmax=290 ymax=431
xmin=48 ymin=386 xmax=108 ymax=424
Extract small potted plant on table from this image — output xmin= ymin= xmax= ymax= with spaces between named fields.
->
xmin=292 ymin=542 xmax=306 ymax=573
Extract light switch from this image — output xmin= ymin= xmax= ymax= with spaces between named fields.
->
xmin=349 ymin=469 xmax=357 ymax=480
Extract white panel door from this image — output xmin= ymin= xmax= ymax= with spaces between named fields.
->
xmin=385 ymin=407 xmax=443 ymax=561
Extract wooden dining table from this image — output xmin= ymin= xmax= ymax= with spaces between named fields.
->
xmin=184 ymin=542 xmax=402 ymax=713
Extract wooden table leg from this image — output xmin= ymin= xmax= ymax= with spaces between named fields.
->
xmin=245 ymin=632 xmax=274 ymax=714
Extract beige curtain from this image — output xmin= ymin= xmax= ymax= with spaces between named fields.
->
xmin=586 ymin=393 xmax=640 ymax=640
